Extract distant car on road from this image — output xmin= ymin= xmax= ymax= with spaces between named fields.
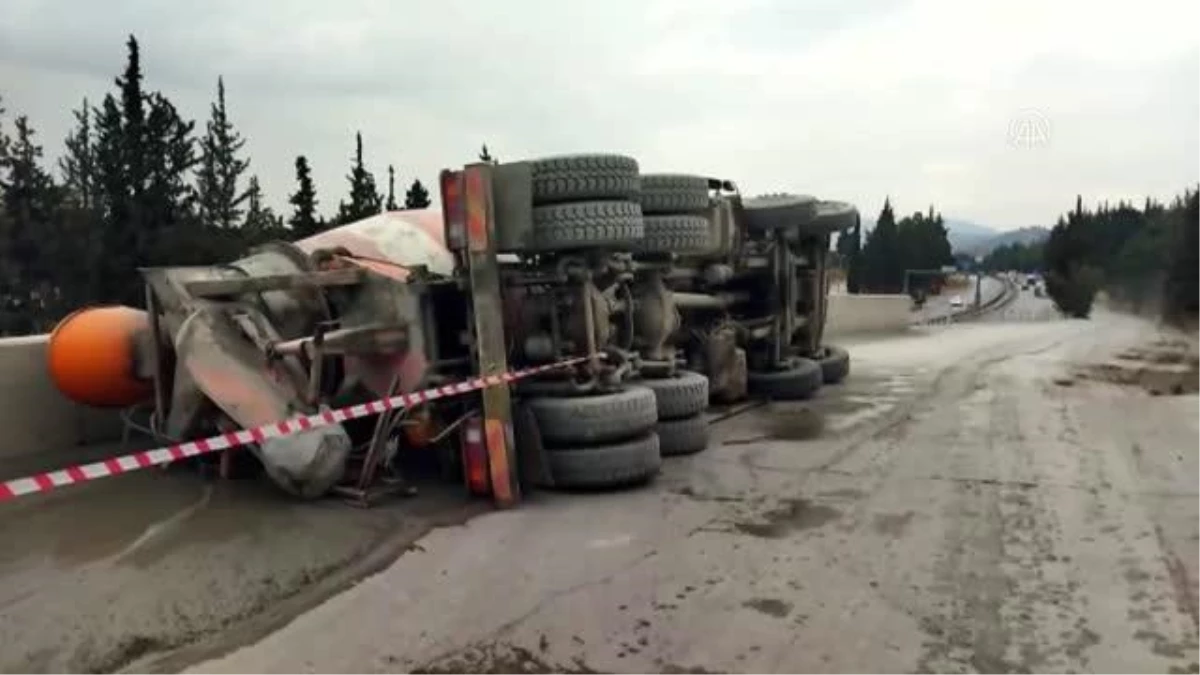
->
xmin=950 ymin=295 xmax=964 ymax=308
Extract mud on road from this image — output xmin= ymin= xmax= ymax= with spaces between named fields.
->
xmin=181 ymin=309 xmax=1198 ymax=674
xmin=0 ymin=463 xmax=484 ymax=673
xmin=1 ymin=304 xmax=1196 ymax=674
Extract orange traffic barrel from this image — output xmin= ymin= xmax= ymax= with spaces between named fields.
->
xmin=47 ymin=305 xmax=152 ymax=408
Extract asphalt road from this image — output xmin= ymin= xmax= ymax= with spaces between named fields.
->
xmin=166 ymin=302 xmax=1197 ymax=674
xmin=912 ymin=276 xmax=1006 ymax=324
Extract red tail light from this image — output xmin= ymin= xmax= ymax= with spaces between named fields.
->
xmin=460 ymin=415 xmax=491 ymax=497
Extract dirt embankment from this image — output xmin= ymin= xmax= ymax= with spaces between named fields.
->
xmin=1064 ymin=334 xmax=1199 ymax=396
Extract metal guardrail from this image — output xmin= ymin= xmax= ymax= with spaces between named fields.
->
xmin=951 ymin=276 xmax=1019 ymax=322
xmin=912 ymin=276 xmax=1019 ymax=327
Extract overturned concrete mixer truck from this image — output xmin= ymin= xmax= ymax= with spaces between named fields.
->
xmin=44 ymin=154 xmax=859 ymax=505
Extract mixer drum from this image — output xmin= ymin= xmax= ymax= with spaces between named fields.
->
xmin=47 ymin=305 xmax=152 ymax=408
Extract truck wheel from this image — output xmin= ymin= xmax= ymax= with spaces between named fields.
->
xmin=815 ymin=345 xmax=850 ymax=384
xmin=531 ymin=201 xmax=645 ymax=251
xmin=639 ymin=174 xmax=710 ymax=214
xmin=527 ymin=386 xmax=657 ymax=446
xmin=742 ymin=193 xmax=818 ymax=232
xmin=637 ymin=215 xmax=711 ymax=253
xmin=531 ymin=154 xmax=640 ymax=204
xmin=656 ymin=414 xmax=710 ymax=457
xmin=748 ymin=357 xmax=823 ymax=400
xmin=546 ymin=432 xmax=661 ymax=489
xmin=638 ymin=370 xmax=709 ymax=420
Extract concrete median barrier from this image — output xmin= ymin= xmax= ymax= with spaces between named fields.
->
xmin=824 ymin=294 xmax=912 ymax=338
xmin=0 ymin=335 xmax=124 ymax=467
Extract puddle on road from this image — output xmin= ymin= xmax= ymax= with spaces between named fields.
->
xmin=743 ymin=597 xmax=794 ymax=618
xmin=732 ymin=498 xmax=841 ymax=539
xmin=717 ymin=370 xmax=924 ymax=444
xmin=759 ymin=404 xmax=826 ymax=440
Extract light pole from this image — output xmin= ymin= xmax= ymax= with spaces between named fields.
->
xmin=974 ymin=256 xmax=984 ymax=307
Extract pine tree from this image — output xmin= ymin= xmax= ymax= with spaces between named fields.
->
xmin=0 ymin=115 xmax=61 ymax=333
xmin=197 ymin=77 xmax=249 ymax=229
xmin=89 ymin=36 xmax=148 ymax=304
xmin=0 ymin=96 xmax=9 ymax=164
xmin=861 ymin=198 xmax=903 ymax=292
xmin=405 ymin=178 xmax=431 ymax=209
xmin=89 ymin=35 xmax=203 ymax=301
xmin=142 ymin=91 xmax=200 ymax=262
xmin=58 ymin=98 xmax=95 ymax=210
xmin=119 ymin=35 xmax=147 ymax=205
xmin=1163 ymin=188 xmax=1199 ymax=321
xmin=288 ymin=155 xmax=321 ymax=238
xmin=335 ymin=131 xmax=382 ymax=224
xmin=242 ymin=175 xmax=283 ymax=245
xmin=386 ymin=164 xmax=398 ymax=210
xmin=54 ymin=99 xmax=101 ymax=314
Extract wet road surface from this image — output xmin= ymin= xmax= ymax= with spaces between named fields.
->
xmin=171 ymin=305 xmax=1198 ymax=674
xmin=1 ymin=294 xmax=1194 ymax=673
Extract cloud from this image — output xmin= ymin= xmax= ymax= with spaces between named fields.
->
xmin=0 ymin=0 xmax=1196 ymax=229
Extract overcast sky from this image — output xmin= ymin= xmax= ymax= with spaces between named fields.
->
xmin=1 ymin=0 xmax=1197 ymax=230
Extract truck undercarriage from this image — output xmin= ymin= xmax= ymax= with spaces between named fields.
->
xmin=45 ymin=153 xmax=859 ymax=505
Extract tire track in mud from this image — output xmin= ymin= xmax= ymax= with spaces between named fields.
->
xmin=915 ymin=353 xmax=1104 ymax=673
xmin=1060 ymin=392 xmax=1200 ymax=671
xmin=720 ymin=333 xmax=1088 ymax=671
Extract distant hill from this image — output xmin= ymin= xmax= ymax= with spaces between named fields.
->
xmin=979 ymin=226 xmax=1050 ymax=252
xmin=946 ymin=223 xmax=1051 ymax=256
xmin=942 ymin=219 xmax=997 ymax=253
xmin=847 ymin=217 xmax=1049 ymax=257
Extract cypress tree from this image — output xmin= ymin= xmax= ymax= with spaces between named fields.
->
xmin=385 ymin=164 xmax=398 ymax=211
xmin=405 ymin=178 xmax=431 ymax=209
xmin=288 ymin=155 xmax=321 ymax=237
xmin=335 ymin=131 xmax=382 ymax=224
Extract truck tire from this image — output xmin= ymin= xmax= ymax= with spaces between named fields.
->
xmin=637 ymin=215 xmax=711 ymax=254
xmin=531 ymin=201 xmax=645 ymax=251
xmin=638 ymin=370 xmax=709 ymax=420
xmin=547 ymin=432 xmax=662 ymax=489
xmin=795 ymin=201 xmax=858 ymax=237
xmin=815 ymin=345 xmax=850 ymax=384
xmin=747 ymin=357 xmax=823 ymax=400
xmin=742 ymin=193 xmax=819 ymax=232
xmin=528 ymin=386 xmax=657 ymax=446
xmin=656 ymin=414 xmax=710 ymax=457
xmin=639 ymin=174 xmax=710 ymax=214
xmin=531 ymin=154 xmax=640 ymax=204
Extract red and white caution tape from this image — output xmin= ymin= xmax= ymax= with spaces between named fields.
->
xmin=0 ymin=357 xmax=588 ymax=502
